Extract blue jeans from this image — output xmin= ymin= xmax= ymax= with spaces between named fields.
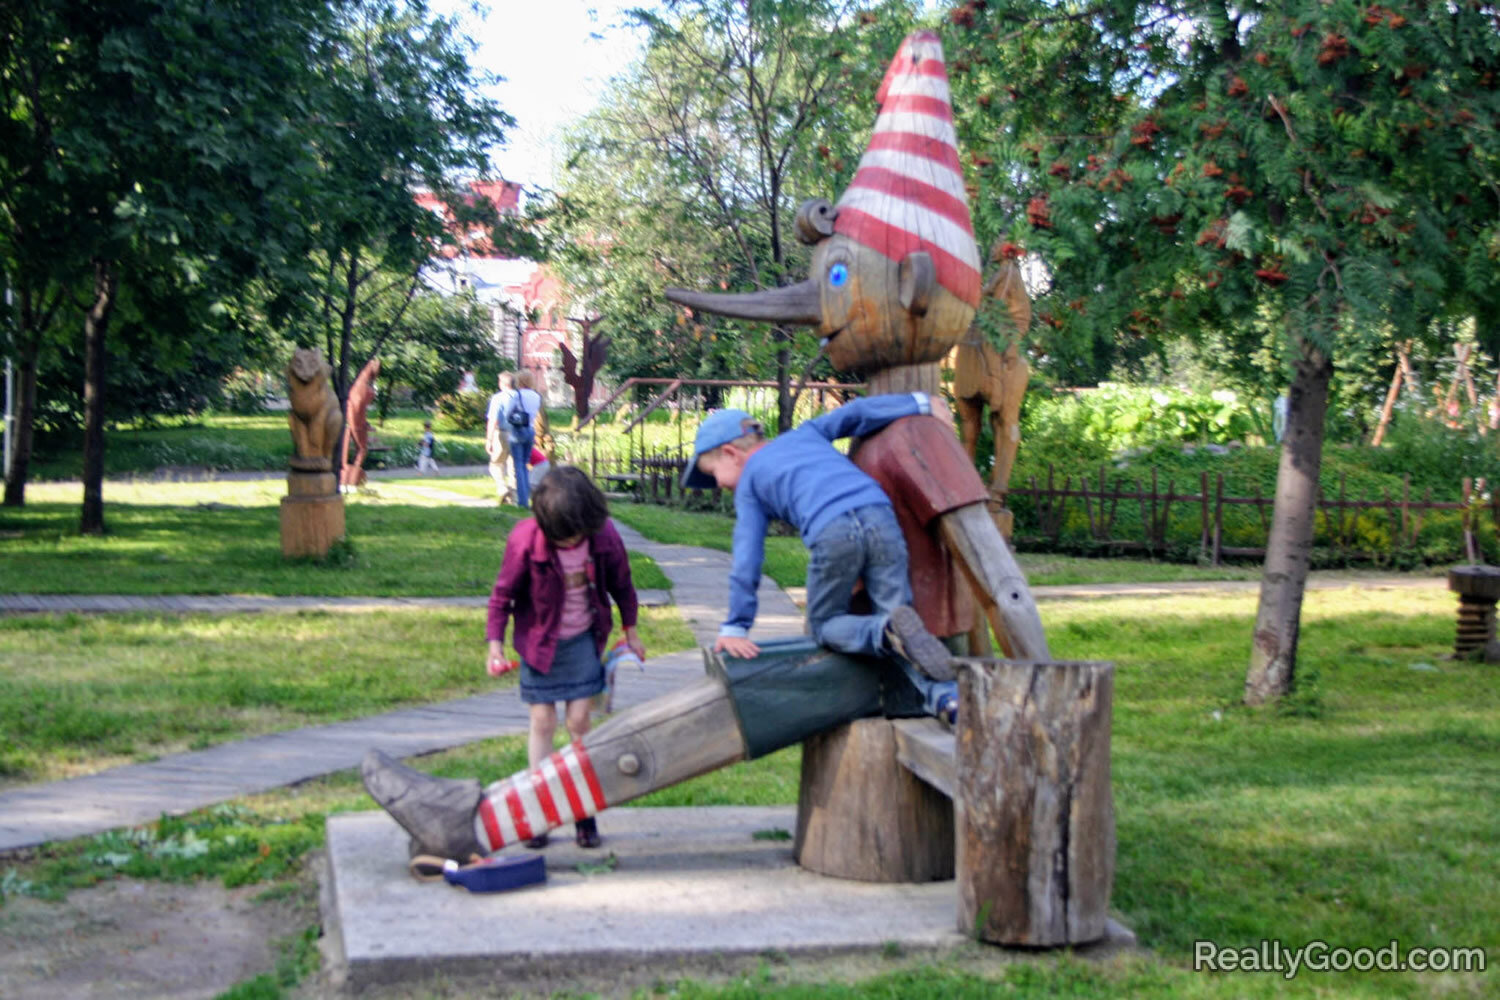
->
xmin=804 ymin=503 xmax=954 ymax=715
xmin=804 ymin=504 xmax=911 ymax=658
xmin=508 ymin=428 xmax=534 ymax=507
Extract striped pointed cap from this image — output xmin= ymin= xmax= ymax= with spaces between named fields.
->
xmin=834 ymin=31 xmax=981 ymax=307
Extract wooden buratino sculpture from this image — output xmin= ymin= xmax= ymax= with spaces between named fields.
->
xmin=281 ymin=348 xmax=346 ymax=557
xmin=363 ymin=32 xmax=1114 ymax=948
xmin=339 ymin=357 xmax=381 ymax=488
xmin=950 ymin=241 xmax=1031 ymax=526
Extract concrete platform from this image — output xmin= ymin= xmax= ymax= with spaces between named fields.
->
xmin=322 ymin=806 xmax=1135 ymax=993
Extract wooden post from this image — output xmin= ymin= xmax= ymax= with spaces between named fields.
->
xmin=795 ymin=718 xmax=955 ymax=882
xmin=1199 ymin=471 xmax=1210 ymax=561
xmin=1213 ymin=472 xmax=1224 ymax=565
xmin=956 ymin=658 xmax=1115 ymax=946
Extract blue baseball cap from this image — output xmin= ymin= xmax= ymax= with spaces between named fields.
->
xmin=682 ymin=408 xmax=756 ymax=489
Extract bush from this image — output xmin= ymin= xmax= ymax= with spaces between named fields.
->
xmin=1021 ymin=383 xmax=1259 ymax=463
xmin=432 ymin=392 xmax=488 ymax=432
xmin=1367 ymin=410 xmax=1500 ymax=491
xmin=217 ymin=370 xmax=274 ymax=415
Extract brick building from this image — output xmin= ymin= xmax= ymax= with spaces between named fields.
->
xmin=418 ymin=180 xmax=585 ymax=406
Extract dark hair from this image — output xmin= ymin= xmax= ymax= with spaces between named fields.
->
xmin=531 ymin=466 xmax=608 ymax=543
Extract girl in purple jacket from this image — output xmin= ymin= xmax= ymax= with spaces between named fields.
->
xmin=486 ymin=466 xmax=646 ymax=849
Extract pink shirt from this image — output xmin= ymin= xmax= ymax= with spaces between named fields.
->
xmin=555 ymin=540 xmax=594 ymax=638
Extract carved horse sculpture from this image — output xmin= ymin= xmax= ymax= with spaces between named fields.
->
xmin=361 ymin=31 xmax=1049 ymax=865
xmin=949 ymin=244 xmax=1032 ymax=499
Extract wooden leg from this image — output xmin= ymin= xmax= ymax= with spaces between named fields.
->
xmin=989 ymin=344 xmax=1029 ymax=495
xmin=473 ymin=678 xmax=748 ymax=853
xmin=956 ymin=397 xmax=983 ymax=463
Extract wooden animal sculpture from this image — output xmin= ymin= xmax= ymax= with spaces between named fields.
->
xmin=364 ymin=29 xmax=1048 ymax=866
xmin=340 ymin=357 xmax=380 ymax=488
xmin=950 ymin=245 xmax=1032 ymax=497
xmin=285 ymin=349 xmax=343 ymax=472
xmin=561 ymin=315 xmax=611 ymax=420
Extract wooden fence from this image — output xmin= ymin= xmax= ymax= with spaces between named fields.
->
xmin=1007 ymin=465 xmax=1495 ymax=564
xmin=580 ymin=449 xmax=1499 ymax=565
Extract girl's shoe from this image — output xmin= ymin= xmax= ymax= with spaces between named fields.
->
xmin=524 ymin=832 xmax=549 ymax=849
xmin=575 ymin=817 xmax=602 ymax=849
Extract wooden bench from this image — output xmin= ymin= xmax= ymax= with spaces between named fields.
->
xmin=599 ymin=472 xmax=641 ymax=500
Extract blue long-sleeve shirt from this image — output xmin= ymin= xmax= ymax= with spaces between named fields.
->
xmin=720 ymin=391 xmax=933 ymax=637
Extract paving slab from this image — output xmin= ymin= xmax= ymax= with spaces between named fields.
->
xmin=323 ymin=806 xmax=1135 ymax=993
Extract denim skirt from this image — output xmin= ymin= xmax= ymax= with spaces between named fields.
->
xmin=519 ymin=631 xmax=605 ymax=705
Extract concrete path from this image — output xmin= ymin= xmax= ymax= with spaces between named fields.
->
xmin=0 ymin=503 xmax=803 ymax=853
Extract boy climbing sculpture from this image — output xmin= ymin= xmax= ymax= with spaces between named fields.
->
xmin=684 ymin=394 xmax=960 ymax=720
xmin=363 ymin=30 xmax=1049 ymax=862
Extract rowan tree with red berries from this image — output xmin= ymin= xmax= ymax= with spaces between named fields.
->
xmin=945 ymin=0 xmax=1500 ymax=703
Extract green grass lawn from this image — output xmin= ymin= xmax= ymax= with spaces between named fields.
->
xmin=0 ymin=605 xmax=694 ymax=783
xmin=3 ymin=587 xmax=1495 ymax=999
xmin=5 ymin=477 xmax=1440 ymax=598
xmin=0 ymin=478 xmax=671 ymax=594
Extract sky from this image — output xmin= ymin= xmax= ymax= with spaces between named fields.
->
xmin=434 ymin=1 xmax=648 ymax=191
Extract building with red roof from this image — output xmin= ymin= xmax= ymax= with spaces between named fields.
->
xmin=419 ymin=179 xmax=583 ymax=405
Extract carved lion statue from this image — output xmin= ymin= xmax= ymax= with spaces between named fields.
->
xmin=286 ymin=348 xmax=343 ymax=472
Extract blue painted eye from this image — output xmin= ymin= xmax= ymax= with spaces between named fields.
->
xmin=828 ymin=262 xmax=849 ymax=287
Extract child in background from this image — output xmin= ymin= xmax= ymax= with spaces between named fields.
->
xmin=529 ymin=446 xmax=551 ymax=485
xmin=417 ymin=421 xmax=439 ymax=474
xmin=682 ymin=392 xmax=959 ymax=722
xmin=486 ymin=466 xmax=646 ymax=848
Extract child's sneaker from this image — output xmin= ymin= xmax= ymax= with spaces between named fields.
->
xmin=884 ymin=605 xmax=955 ymax=681
xmin=575 ymin=817 xmax=602 ymax=849
xmin=935 ymin=691 xmax=958 ymax=729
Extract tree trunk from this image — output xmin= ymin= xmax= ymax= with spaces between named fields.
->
xmin=775 ymin=325 xmax=793 ymax=432
xmin=1244 ymin=341 xmax=1332 ymax=705
xmin=79 ymin=260 xmax=118 ymax=536
xmin=330 ymin=251 xmax=360 ymax=485
xmin=3 ymin=352 xmax=38 ymax=508
xmin=6 ymin=281 xmax=61 ymax=508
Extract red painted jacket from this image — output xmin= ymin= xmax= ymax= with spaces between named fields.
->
xmin=486 ymin=517 xmax=639 ymax=673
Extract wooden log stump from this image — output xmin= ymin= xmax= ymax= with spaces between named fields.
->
xmin=795 ymin=718 xmax=954 ymax=882
xmin=956 ymin=658 xmax=1115 ymax=946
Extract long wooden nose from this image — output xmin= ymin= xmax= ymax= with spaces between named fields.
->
xmin=664 ymin=279 xmax=821 ymax=326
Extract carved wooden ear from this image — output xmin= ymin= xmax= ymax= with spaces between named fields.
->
xmin=795 ymin=199 xmax=837 ymax=245
xmin=899 ymin=251 xmax=935 ymax=316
